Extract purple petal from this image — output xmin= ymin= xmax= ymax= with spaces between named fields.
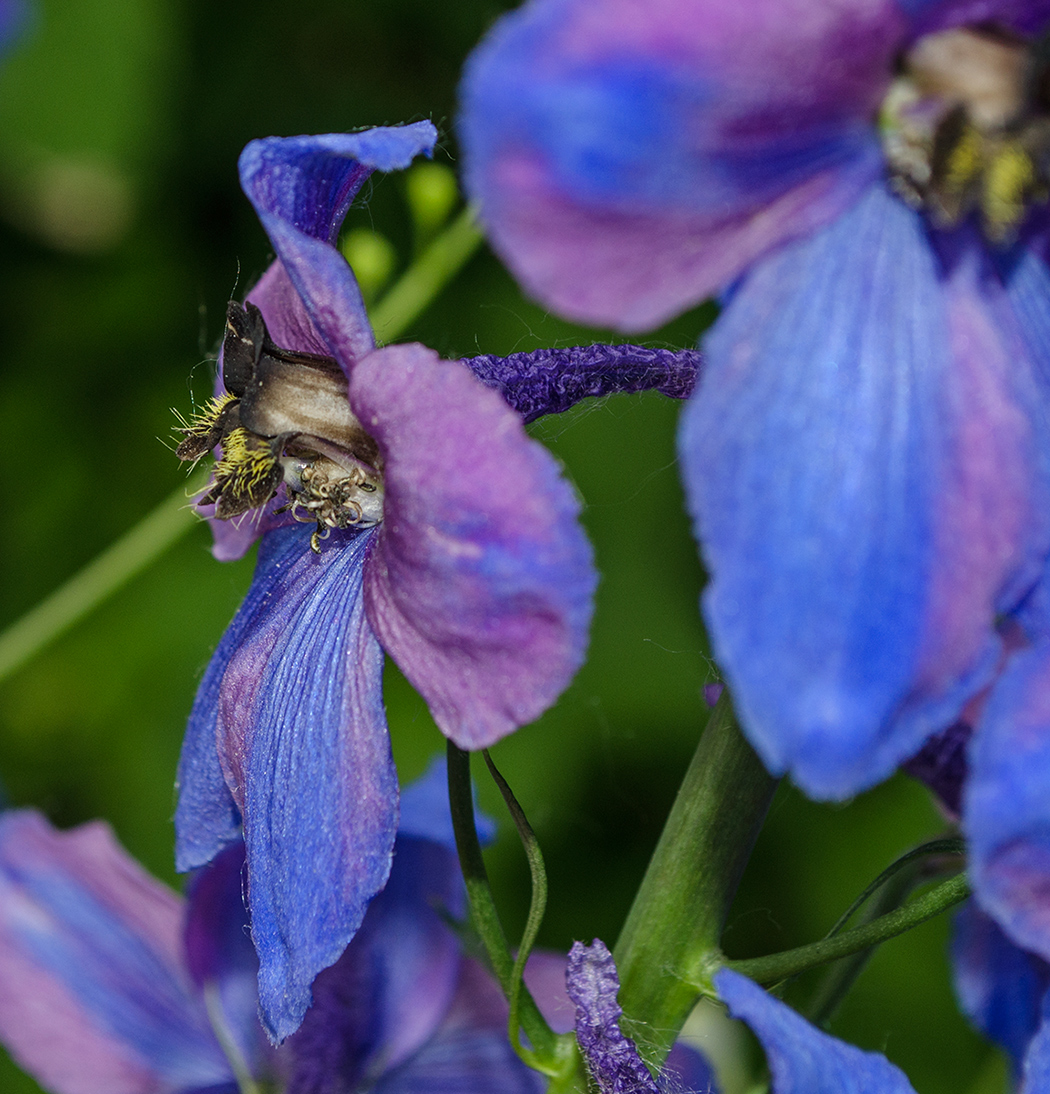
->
xmin=682 ymin=182 xmax=1050 ymax=799
xmin=286 ymin=835 xmax=464 ymax=1092
xmin=0 ymin=811 xmax=231 ymax=1094
xmin=663 ymin=1044 xmax=719 ymax=1094
xmin=368 ymin=958 xmax=544 ymax=1094
xmin=239 ymin=126 xmax=436 ymax=370
xmin=1022 ymin=993 xmax=1050 ymax=1094
xmin=354 ymin=343 xmax=597 ymax=750
xmin=901 ymin=719 xmax=971 ymax=818
xmin=459 ymin=0 xmax=897 ymax=329
xmin=565 ymin=939 xmax=659 ymax=1094
xmin=951 ymin=901 xmax=1050 ymax=1076
xmin=184 ymin=843 xmax=270 ymax=1078
xmin=461 ymin=345 xmax=700 ymax=424
xmin=214 ymin=523 xmax=397 ymax=1043
xmin=902 ymin=1 xmax=1050 ymax=37
xmin=715 ymin=969 xmax=917 ymax=1093
xmin=522 ymin=950 xmax=575 ymax=1035
xmin=966 ymin=641 xmax=1050 ymax=965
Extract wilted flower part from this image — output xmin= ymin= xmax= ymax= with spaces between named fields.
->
xmin=459 ymin=0 xmax=1050 ymax=806
xmin=0 ymin=766 xmax=545 ymax=1094
xmin=175 ymin=124 xmax=698 ymax=1044
xmin=714 ymin=969 xmax=918 ymax=1094
xmin=566 ymin=939 xmax=718 ymax=1094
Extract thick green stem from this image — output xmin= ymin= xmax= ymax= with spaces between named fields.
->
xmin=723 ymin=871 xmax=970 ymax=986
xmin=446 ymin=742 xmax=572 ymax=1075
xmin=613 ymin=693 xmax=778 ymax=1064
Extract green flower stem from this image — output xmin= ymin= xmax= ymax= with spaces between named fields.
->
xmin=481 ymin=750 xmax=551 ymax=1067
xmin=445 ymin=742 xmax=574 ymax=1078
xmin=0 ymin=210 xmax=483 ymax=685
xmin=613 ymin=692 xmax=778 ymax=1065
xmin=369 ymin=207 xmax=484 ymax=344
xmin=722 ymin=871 xmax=970 ymax=987
xmin=0 ymin=472 xmax=209 ymax=686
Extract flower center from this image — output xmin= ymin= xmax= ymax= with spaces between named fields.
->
xmin=176 ymin=302 xmax=384 ymax=549
xmin=881 ymin=25 xmax=1050 ymax=241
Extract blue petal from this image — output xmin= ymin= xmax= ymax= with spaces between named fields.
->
xmin=184 ymin=843 xmax=271 ymax=1078
xmin=286 ymin=835 xmax=465 ymax=1092
xmin=952 ymin=901 xmax=1050 ymax=1077
xmin=239 ymin=126 xmax=437 ymax=368
xmin=966 ymin=641 xmax=1050 ymax=966
xmin=214 ymin=524 xmax=397 ymax=1043
xmin=461 ymin=344 xmax=700 ymax=424
xmin=0 ymin=811 xmax=231 ymax=1093
xmin=1022 ymin=990 xmax=1050 ymax=1094
xmin=682 ymin=182 xmax=1050 ymax=798
xmin=175 ymin=619 xmax=249 ymax=873
xmin=367 ymin=959 xmax=543 ymax=1094
xmin=397 ymin=756 xmax=497 ymax=850
xmin=715 ymin=969 xmax=917 ymax=1093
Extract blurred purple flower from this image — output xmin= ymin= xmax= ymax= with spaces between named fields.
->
xmin=459 ymin=0 xmax=1050 ymax=802
xmin=174 ymin=123 xmax=700 ymax=1044
xmin=0 ymin=765 xmax=545 ymax=1094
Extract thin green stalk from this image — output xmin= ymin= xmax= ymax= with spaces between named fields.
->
xmin=0 ymin=209 xmax=483 ymax=684
xmin=369 ymin=207 xmax=483 ymax=343
xmin=613 ymin=692 xmax=778 ymax=1066
xmin=482 ymin=750 xmax=549 ymax=1067
xmin=446 ymin=742 xmax=572 ymax=1076
xmin=0 ymin=471 xmax=209 ymax=686
xmin=203 ymin=982 xmax=265 ymax=1094
xmin=722 ymin=871 xmax=970 ymax=986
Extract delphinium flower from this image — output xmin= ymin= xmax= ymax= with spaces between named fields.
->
xmin=174 ymin=123 xmax=701 ymax=1043
xmin=0 ymin=764 xmax=547 ymax=1094
xmin=459 ymin=0 xmax=1050 ymax=975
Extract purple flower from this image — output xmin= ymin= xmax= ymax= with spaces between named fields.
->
xmin=459 ymin=0 xmax=1050 ymax=802
xmin=0 ymin=765 xmax=546 ymax=1094
xmin=174 ymin=123 xmax=699 ymax=1044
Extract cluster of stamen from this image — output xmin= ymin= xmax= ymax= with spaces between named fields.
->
xmin=176 ymin=302 xmax=384 ymax=552
xmin=882 ymin=26 xmax=1050 ymax=241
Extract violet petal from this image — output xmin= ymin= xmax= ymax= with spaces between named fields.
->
xmin=355 ymin=343 xmax=597 ymax=750
xmin=901 ymin=720 xmax=971 ymax=818
xmin=0 ymin=811 xmax=231 ymax=1094
xmin=461 ymin=344 xmax=701 ymax=423
xmin=458 ymin=0 xmax=897 ymax=329
xmin=966 ymin=641 xmax=1050 ymax=965
xmin=904 ymin=1 xmax=1050 ymax=37
xmin=715 ymin=969 xmax=917 ymax=1093
xmin=239 ymin=126 xmax=436 ymax=370
xmin=213 ymin=523 xmax=397 ymax=1043
xmin=682 ymin=183 xmax=1050 ymax=799
xmin=286 ymin=835 xmax=463 ymax=1092
xmin=184 ymin=843 xmax=270 ymax=1078
xmin=565 ymin=938 xmax=659 ymax=1094
xmin=368 ymin=958 xmax=543 ymax=1094
xmin=951 ymin=900 xmax=1050 ymax=1077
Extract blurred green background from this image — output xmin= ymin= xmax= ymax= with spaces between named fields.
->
xmin=0 ymin=1 xmax=1001 ymax=1092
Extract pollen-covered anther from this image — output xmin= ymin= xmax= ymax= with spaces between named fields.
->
xmin=200 ymin=427 xmax=284 ymax=519
xmin=174 ymin=392 xmax=239 ymax=462
xmin=285 ymin=457 xmax=383 ymax=537
xmin=882 ymin=25 xmax=1050 ymax=242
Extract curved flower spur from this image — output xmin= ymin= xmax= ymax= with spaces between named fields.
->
xmin=173 ymin=123 xmax=700 ymax=1044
